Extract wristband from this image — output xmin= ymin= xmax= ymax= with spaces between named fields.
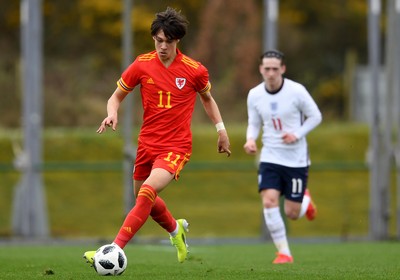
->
xmin=215 ymin=122 xmax=225 ymax=132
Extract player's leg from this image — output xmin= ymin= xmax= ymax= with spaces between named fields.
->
xmin=150 ymin=196 xmax=176 ymax=232
xmin=146 ymin=197 xmax=189 ymax=263
xmin=113 ymin=168 xmax=174 ymax=248
xmin=149 ymin=195 xmax=190 ymax=260
xmin=302 ymin=189 xmax=317 ymax=220
xmin=83 ymin=170 xmax=173 ymax=266
xmin=84 ymin=146 xmax=156 ymax=266
xmin=284 ymin=166 xmax=317 ymax=220
xmin=262 ymin=189 xmax=293 ymax=264
xmin=148 ymin=196 xmax=189 ymax=263
xmin=259 ymin=163 xmax=293 ymax=264
xmin=133 ymin=178 xmax=176 ymax=232
xmin=147 ymin=152 xmax=191 ymax=263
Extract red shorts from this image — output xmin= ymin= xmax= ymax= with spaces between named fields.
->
xmin=133 ymin=142 xmax=191 ymax=181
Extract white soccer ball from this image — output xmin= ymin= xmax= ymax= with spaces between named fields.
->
xmin=93 ymin=244 xmax=128 ymax=276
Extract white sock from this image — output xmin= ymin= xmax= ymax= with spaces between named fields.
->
xmin=264 ymin=207 xmax=291 ymax=256
xmin=169 ymin=221 xmax=179 ymax=237
xmin=298 ymin=194 xmax=311 ymax=218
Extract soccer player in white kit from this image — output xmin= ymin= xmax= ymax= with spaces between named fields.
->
xmin=243 ymin=50 xmax=322 ymax=264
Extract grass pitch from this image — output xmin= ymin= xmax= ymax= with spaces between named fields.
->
xmin=1 ymin=241 xmax=399 ymax=279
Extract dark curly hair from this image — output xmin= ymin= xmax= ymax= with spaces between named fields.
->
xmin=150 ymin=7 xmax=189 ymax=40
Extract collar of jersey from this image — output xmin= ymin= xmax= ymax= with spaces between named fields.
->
xmin=264 ymin=78 xmax=284 ymax=95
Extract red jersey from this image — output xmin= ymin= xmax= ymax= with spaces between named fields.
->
xmin=117 ymin=49 xmax=210 ymax=153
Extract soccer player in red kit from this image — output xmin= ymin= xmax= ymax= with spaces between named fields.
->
xmin=83 ymin=7 xmax=231 ymax=266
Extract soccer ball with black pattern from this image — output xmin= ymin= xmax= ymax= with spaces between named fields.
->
xmin=93 ymin=244 xmax=127 ymax=276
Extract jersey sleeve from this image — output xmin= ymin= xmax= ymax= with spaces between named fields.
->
xmin=246 ymin=90 xmax=262 ymax=140
xmin=195 ymin=64 xmax=211 ymax=94
xmin=117 ymin=58 xmax=141 ymax=93
xmin=293 ymin=86 xmax=322 ymax=139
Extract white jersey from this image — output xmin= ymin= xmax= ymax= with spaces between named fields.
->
xmin=246 ymin=78 xmax=322 ymax=167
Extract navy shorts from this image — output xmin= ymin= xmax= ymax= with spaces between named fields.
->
xmin=258 ymin=162 xmax=309 ymax=202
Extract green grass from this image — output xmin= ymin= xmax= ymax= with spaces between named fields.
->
xmin=0 ymin=241 xmax=399 ymax=279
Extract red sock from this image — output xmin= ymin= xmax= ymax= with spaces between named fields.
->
xmin=113 ymin=184 xmax=157 ymax=248
xmin=150 ymin=197 xmax=176 ymax=233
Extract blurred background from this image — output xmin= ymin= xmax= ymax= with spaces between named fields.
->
xmin=0 ymin=0 xmax=370 ymax=126
xmin=1 ymin=0 xmax=399 ymax=242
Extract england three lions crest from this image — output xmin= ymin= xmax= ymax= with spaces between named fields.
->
xmin=176 ymin=78 xmax=186 ymax=89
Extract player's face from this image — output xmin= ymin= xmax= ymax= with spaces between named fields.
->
xmin=259 ymin=58 xmax=286 ymax=90
xmin=153 ymin=30 xmax=179 ymax=64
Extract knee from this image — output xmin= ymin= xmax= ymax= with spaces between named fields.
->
xmin=263 ymin=197 xmax=279 ymax=209
xmin=261 ymin=189 xmax=280 ymax=208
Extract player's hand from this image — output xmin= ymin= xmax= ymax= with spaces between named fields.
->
xmin=97 ymin=116 xmax=118 ymax=134
xmin=217 ymin=130 xmax=231 ymax=157
xmin=282 ymin=133 xmax=298 ymax=144
xmin=243 ymin=139 xmax=257 ymax=155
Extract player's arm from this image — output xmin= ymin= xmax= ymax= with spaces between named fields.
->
xmin=244 ymin=93 xmax=261 ymax=154
xmin=198 ymin=91 xmax=231 ymax=157
xmin=290 ymin=91 xmax=322 ymax=141
xmin=97 ymin=87 xmax=129 ymax=133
